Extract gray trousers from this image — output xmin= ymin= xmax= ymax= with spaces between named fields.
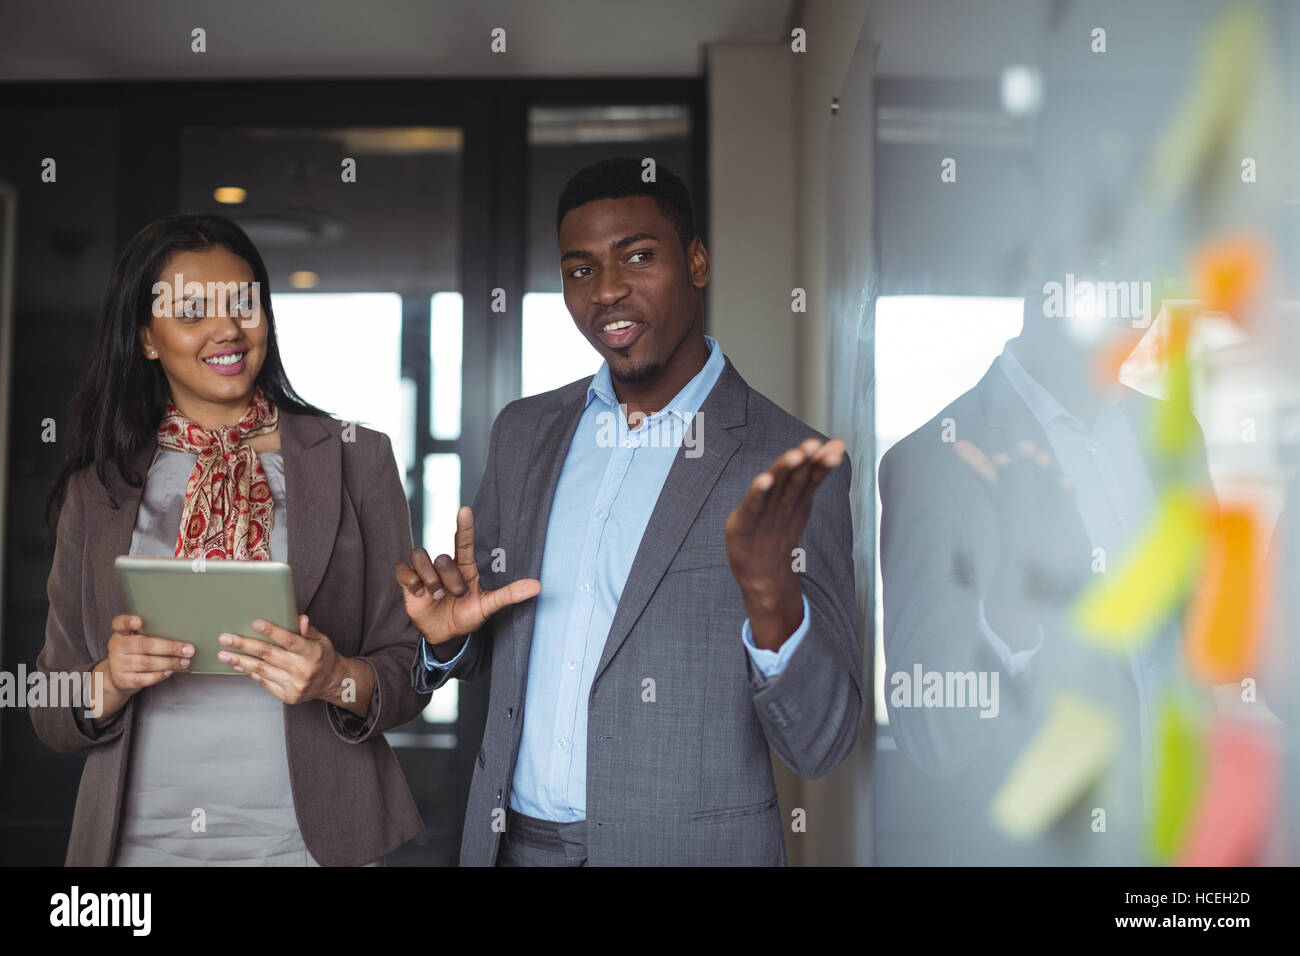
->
xmin=496 ymin=810 xmax=588 ymax=867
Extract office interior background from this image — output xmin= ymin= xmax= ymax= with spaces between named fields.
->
xmin=1 ymin=0 xmax=1297 ymax=866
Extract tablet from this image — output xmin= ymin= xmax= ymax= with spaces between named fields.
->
xmin=114 ymin=556 xmax=299 ymax=676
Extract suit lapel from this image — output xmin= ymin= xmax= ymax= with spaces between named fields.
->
xmin=278 ymin=411 xmax=340 ymax=613
xmin=590 ymin=358 xmax=746 ymax=685
xmin=510 ymin=389 xmax=590 ymax=682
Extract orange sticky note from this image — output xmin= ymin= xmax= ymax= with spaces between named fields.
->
xmin=1192 ymin=234 xmax=1267 ymax=322
xmin=1185 ymin=504 xmax=1267 ymax=682
xmin=1176 ymin=720 xmax=1278 ymax=866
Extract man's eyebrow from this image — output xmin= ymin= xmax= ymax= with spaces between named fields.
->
xmin=560 ymin=232 xmax=660 ymax=264
xmin=611 ymin=232 xmax=658 ymax=250
xmin=559 ymin=230 xmax=660 ymax=264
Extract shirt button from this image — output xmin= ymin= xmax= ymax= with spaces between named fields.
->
xmin=567 ymin=659 xmax=576 ymax=670
xmin=557 ymin=738 xmax=568 ymax=750
xmin=580 ymin=583 xmax=590 ymax=591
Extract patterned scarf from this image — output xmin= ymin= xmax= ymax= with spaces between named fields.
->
xmin=156 ymin=386 xmax=279 ymax=561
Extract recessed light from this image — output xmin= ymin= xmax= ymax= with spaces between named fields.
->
xmin=213 ymin=186 xmax=247 ymax=204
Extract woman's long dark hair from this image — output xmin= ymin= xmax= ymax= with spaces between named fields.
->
xmin=44 ymin=212 xmax=331 ymax=537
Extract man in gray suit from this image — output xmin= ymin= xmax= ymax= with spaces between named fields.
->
xmin=398 ymin=158 xmax=863 ymax=865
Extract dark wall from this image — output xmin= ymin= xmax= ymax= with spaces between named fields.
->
xmin=0 ymin=104 xmax=119 ymax=863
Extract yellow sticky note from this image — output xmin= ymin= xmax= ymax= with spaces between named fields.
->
xmin=1071 ymin=488 xmax=1207 ymax=651
xmin=991 ymin=694 xmax=1119 ymax=840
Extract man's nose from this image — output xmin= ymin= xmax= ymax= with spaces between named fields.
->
xmin=594 ymin=269 xmax=630 ymax=303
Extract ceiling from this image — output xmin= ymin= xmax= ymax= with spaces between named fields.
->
xmin=0 ymin=0 xmax=794 ymax=80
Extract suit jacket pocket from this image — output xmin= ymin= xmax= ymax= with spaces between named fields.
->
xmin=665 ymin=546 xmax=732 ymax=575
xmin=689 ymin=794 xmax=779 ymax=823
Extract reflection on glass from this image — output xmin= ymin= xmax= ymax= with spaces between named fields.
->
xmin=430 ymin=292 xmax=462 ymax=440
xmin=873 ymin=295 xmax=1024 ymax=723
xmin=521 ymin=293 xmax=601 ymax=397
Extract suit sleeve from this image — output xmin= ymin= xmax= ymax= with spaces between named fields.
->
xmin=32 ymin=471 xmax=135 ymax=754
xmin=326 ymin=431 xmax=432 ymax=742
xmin=409 ymin=406 xmax=508 ymax=694
xmin=747 ymin=454 xmax=865 ymax=779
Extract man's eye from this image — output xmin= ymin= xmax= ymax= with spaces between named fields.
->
xmin=569 ymin=266 xmax=592 ymax=279
xmin=628 ymin=250 xmax=652 ymax=263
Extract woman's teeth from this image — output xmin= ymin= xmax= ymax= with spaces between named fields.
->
xmin=204 ymin=352 xmax=245 ymax=366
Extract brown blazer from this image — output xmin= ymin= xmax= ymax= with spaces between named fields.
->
xmin=32 ymin=410 xmax=430 ymax=866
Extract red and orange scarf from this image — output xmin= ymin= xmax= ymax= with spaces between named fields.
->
xmin=156 ymin=386 xmax=279 ymax=561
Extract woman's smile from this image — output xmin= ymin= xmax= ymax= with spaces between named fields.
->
xmin=201 ymin=348 xmax=248 ymax=375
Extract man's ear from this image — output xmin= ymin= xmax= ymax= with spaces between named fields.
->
xmin=688 ymin=237 xmax=710 ymax=289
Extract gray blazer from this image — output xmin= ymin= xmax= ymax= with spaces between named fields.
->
xmin=34 ymin=411 xmax=430 ymax=866
xmin=414 ymin=356 xmax=864 ymax=865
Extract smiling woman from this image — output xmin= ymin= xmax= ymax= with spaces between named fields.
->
xmin=34 ymin=213 xmax=431 ymax=867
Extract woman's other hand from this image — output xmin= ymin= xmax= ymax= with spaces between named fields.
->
xmin=217 ymin=615 xmax=373 ymax=716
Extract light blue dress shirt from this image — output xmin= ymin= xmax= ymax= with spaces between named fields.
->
xmin=421 ymin=335 xmax=810 ymax=821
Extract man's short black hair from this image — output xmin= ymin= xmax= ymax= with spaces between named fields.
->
xmin=555 ymin=157 xmax=696 ymax=251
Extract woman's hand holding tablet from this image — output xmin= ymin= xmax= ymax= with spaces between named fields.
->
xmin=90 ymin=614 xmax=196 ymax=724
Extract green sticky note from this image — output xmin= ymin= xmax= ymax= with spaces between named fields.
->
xmin=1154 ymin=341 xmax=1195 ymax=458
xmin=1071 ymin=488 xmax=1206 ymax=651
xmin=991 ymin=694 xmax=1120 ymax=840
xmin=1149 ymin=696 xmax=1206 ymax=862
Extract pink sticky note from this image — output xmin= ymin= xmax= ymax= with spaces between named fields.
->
xmin=1176 ymin=719 xmax=1278 ymax=867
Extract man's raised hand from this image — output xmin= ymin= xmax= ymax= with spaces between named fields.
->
xmin=395 ymin=506 xmax=541 ymax=651
xmin=724 ymin=437 xmax=846 ymax=651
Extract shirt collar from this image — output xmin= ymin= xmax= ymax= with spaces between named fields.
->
xmin=997 ymin=337 xmax=1080 ymax=431
xmin=587 ymin=334 xmax=723 ymax=421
